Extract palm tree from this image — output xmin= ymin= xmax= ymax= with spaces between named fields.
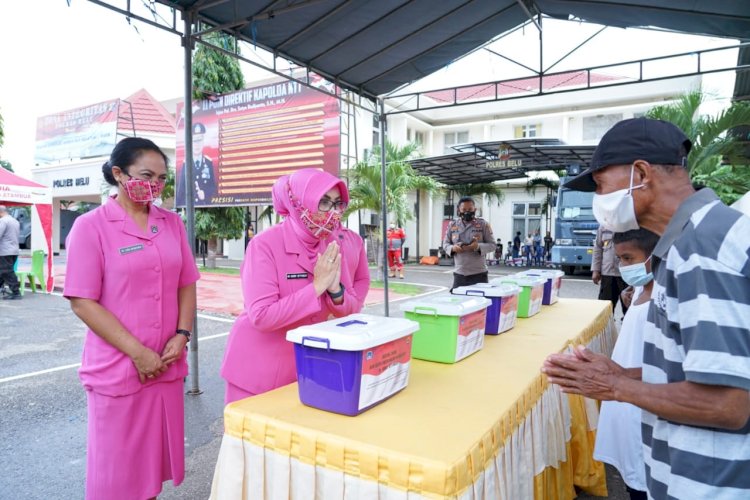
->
xmin=0 ymin=112 xmax=11 ymax=172
xmin=346 ymin=140 xmax=441 ymax=279
xmin=525 ymin=176 xmax=560 ymax=233
xmin=190 ymin=29 xmax=246 ymax=268
xmin=646 ymin=90 xmax=750 ymax=204
xmin=445 ymin=182 xmax=505 ymax=206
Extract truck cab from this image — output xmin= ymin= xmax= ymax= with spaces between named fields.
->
xmin=8 ymin=207 xmax=31 ymax=249
xmin=551 ymin=178 xmax=598 ymax=275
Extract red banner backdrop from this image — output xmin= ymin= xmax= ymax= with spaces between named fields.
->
xmin=175 ymin=81 xmax=340 ymax=207
xmin=34 ymin=99 xmax=120 ymax=164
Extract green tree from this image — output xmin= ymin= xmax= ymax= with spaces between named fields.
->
xmin=346 ymin=140 xmax=441 ymax=278
xmin=445 ymin=182 xmax=506 ymax=206
xmin=192 ymin=31 xmax=245 ymax=100
xmin=0 ymin=112 xmax=11 ymax=172
xmin=525 ymin=176 xmax=560 ymax=232
xmin=646 ymin=90 xmax=750 ymax=204
xmin=190 ymin=28 xmax=246 ymax=268
xmin=194 ymin=207 xmax=246 ymax=263
xmin=161 ymin=165 xmax=176 ymax=202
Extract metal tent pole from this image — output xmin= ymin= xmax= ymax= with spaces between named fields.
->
xmin=379 ymin=98 xmax=389 ymax=316
xmin=183 ymin=11 xmax=201 ymax=395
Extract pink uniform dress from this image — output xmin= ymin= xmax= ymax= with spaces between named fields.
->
xmin=63 ymin=196 xmax=200 ymax=500
xmin=221 ymin=169 xmax=371 ymax=403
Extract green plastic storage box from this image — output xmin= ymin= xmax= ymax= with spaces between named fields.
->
xmin=400 ymin=294 xmax=490 ymax=363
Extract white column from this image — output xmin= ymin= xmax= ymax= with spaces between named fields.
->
xmin=426 ymin=191 xmax=434 ymax=254
xmin=52 ymin=198 xmax=62 ymax=253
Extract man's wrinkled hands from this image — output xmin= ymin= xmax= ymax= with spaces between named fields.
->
xmin=541 ymin=345 xmax=626 ymax=401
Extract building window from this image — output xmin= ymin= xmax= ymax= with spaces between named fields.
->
xmin=414 ymin=130 xmax=425 ymax=145
xmin=514 ymin=124 xmax=540 ymax=138
xmin=512 ymin=202 xmax=542 ymax=238
xmin=444 ymin=130 xmax=469 ymax=153
xmin=582 ymin=113 xmax=622 ymax=141
xmin=372 ymin=113 xmax=381 ymax=148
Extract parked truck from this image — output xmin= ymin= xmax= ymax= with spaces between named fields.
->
xmin=9 ymin=206 xmax=31 ymax=249
xmin=551 ymin=177 xmax=599 ymax=275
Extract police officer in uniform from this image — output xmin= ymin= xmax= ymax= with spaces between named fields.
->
xmin=176 ymin=122 xmax=217 ymax=206
xmin=442 ymin=196 xmax=496 ymax=290
xmin=592 ymin=225 xmax=629 ymax=316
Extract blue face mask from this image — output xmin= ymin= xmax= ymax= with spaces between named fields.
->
xmin=619 ymin=256 xmax=653 ymax=287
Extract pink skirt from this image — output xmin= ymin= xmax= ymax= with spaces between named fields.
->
xmin=86 ymin=379 xmax=184 ymax=500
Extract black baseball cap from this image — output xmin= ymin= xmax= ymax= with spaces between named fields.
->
xmin=563 ymin=117 xmax=691 ymax=192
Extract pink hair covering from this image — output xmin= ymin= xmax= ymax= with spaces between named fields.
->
xmin=271 ymin=168 xmax=349 ymax=259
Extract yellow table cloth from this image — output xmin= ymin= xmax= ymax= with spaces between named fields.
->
xmin=211 ymin=298 xmax=616 ymax=500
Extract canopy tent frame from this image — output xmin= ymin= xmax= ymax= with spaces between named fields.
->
xmin=387 ymin=40 xmax=750 ymax=115
xmin=71 ymin=0 xmax=750 ymax=393
xmin=0 ymin=169 xmax=55 ymax=294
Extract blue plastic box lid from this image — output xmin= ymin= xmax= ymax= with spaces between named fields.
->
xmin=286 ymin=313 xmax=419 ymax=351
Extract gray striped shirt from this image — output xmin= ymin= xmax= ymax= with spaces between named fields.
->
xmin=642 ymin=188 xmax=750 ymax=499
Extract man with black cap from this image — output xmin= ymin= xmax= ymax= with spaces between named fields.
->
xmin=442 ymin=196 xmax=495 ymax=290
xmin=176 ymin=122 xmax=217 ymax=206
xmin=542 ymin=117 xmax=750 ymax=499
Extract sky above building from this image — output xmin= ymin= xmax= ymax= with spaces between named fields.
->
xmin=0 ymin=0 xmax=740 ymax=178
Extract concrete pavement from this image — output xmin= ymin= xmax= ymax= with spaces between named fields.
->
xmin=1 ymin=256 xmax=627 ymax=500
xmin=48 ymin=251 xmax=413 ymax=316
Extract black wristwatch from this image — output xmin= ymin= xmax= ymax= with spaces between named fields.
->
xmin=327 ymin=283 xmax=345 ymax=299
xmin=176 ymin=329 xmax=192 ymax=342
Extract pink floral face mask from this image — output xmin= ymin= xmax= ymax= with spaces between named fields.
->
xmin=122 ymin=176 xmax=165 ymax=205
xmin=288 ymin=183 xmax=342 ymax=238
xmin=301 ymin=208 xmax=342 ymax=238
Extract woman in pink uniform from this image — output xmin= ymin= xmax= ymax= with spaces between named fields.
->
xmin=221 ymin=168 xmax=370 ymax=403
xmin=64 ymin=137 xmax=200 ymax=500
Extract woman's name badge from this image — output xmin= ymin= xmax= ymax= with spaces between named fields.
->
xmin=119 ymin=244 xmax=145 ymax=255
xmin=287 ymin=273 xmax=309 ymax=279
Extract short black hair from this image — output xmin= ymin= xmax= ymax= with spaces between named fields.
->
xmin=102 ymin=137 xmax=169 ymax=186
xmin=613 ymin=228 xmax=659 ymax=255
xmin=457 ymin=196 xmax=475 ymax=207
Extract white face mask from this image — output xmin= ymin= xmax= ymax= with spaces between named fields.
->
xmin=592 ymin=164 xmax=644 ymax=232
xmin=620 ymin=256 xmax=654 ymax=287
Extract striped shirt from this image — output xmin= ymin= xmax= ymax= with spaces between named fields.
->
xmin=642 ymin=188 xmax=750 ymax=500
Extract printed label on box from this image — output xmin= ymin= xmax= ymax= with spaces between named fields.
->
xmin=455 ymin=309 xmax=486 ymax=361
xmin=499 ymin=295 xmax=518 ymax=333
xmin=529 ymin=285 xmax=544 ymax=316
xmin=359 ymin=336 xmax=412 ymax=410
xmin=550 ymin=277 xmax=562 ymax=303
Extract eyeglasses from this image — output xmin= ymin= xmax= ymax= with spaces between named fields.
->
xmin=318 ymin=199 xmax=347 ymax=212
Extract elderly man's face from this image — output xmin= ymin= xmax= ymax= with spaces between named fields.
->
xmin=592 ymin=164 xmax=637 ymax=195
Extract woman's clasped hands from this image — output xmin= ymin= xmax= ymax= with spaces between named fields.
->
xmin=132 ymin=333 xmax=189 ymax=383
xmin=314 ymin=241 xmax=342 ymax=297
